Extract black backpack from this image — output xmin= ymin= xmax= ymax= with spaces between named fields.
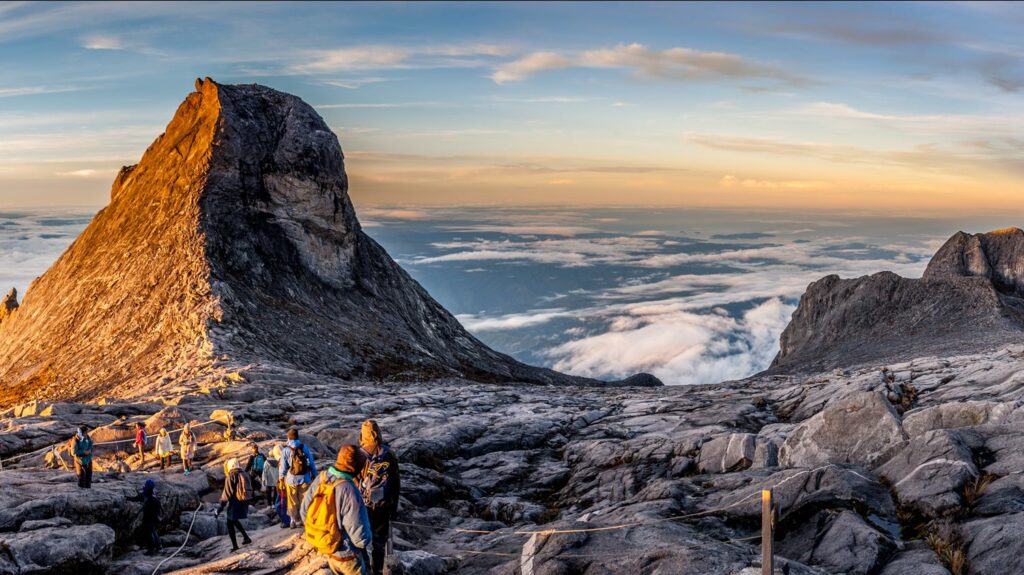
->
xmin=289 ymin=444 xmax=309 ymax=476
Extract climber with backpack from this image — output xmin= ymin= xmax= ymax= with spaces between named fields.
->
xmin=244 ymin=442 xmax=266 ymax=494
xmin=216 ymin=458 xmax=253 ymax=551
xmin=359 ymin=420 xmax=400 ymax=575
xmin=279 ymin=428 xmax=318 ymax=529
xmin=301 ymin=444 xmax=372 ymax=575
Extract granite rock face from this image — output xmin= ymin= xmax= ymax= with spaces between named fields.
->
xmin=2 ymin=346 xmax=1024 ymax=573
xmin=771 ymin=229 xmax=1024 ymax=374
xmin=0 ymin=80 xmax=657 ymax=406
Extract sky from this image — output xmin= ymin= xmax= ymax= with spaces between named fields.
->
xmin=3 ymin=2 xmax=1024 ymax=385
xmin=2 ymin=1 xmax=1023 ymax=213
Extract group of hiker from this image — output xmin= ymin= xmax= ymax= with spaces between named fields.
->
xmin=69 ymin=419 xmax=400 ymax=575
xmin=70 ymin=421 xmax=199 ymax=488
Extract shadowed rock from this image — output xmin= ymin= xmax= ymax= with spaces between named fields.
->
xmin=770 ymin=228 xmax=1024 ymax=374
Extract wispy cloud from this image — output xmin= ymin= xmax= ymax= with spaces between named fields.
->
xmin=458 ymin=309 xmax=574 ymax=331
xmin=321 ymin=77 xmax=392 ymax=89
xmin=315 ymin=101 xmax=444 ymax=109
xmin=491 ymin=43 xmax=807 ymax=85
xmin=0 ymin=85 xmax=81 ymax=98
xmin=290 ymin=43 xmax=513 ymax=74
xmin=80 ymin=33 xmax=125 ymax=50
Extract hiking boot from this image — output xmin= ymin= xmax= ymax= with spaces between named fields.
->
xmin=242 ymin=537 xmax=252 ymax=545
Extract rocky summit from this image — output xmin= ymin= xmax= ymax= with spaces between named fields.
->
xmin=0 ymin=79 xmax=656 ymax=407
xmin=771 ymin=228 xmax=1024 ymax=374
xmin=4 ymin=80 xmax=1024 ymax=575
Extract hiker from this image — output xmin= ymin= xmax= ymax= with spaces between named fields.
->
xmin=279 ymin=428 xmax=318 ymax=529
xmin=301 ymin=444 xmax=371 ymax=575
xmin=72 ymin=426 xmax=94 ymax=488
xmin=129 ymin=479 xmax=163 ymax=555
xmin=134 ymin=422 xmax=148 ymax=466
xmin=216 ymin=458 xmax=253 ymax=551
xmin=179 ymin=423 xmax=196 ymax=475
xmin=244 ymin=442 xmax=266 ymax=493
xmin=155 ymin=428 xmax=173 ymax=470
xmin=359 ymin=420 xmax=401 ymax=575
xmin=262 ymin=446 xmax=280 ymax=508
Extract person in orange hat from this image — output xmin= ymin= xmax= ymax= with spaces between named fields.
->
xmin=301 ymin=445 xmax=372 ymax=575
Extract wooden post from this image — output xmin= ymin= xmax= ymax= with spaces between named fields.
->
xmin=761 ymin=489 xmax=774 ymax=575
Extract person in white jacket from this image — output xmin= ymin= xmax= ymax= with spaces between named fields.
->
xmin=155 ymin=428 xmax=174 ymax=470
xmin=262 ymin=447 xmax=280 ymax=507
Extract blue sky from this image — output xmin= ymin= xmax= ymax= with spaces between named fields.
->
xmin=2 ymin=1 xmax=1023 ymax=211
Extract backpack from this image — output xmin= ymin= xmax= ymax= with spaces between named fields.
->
xmin=234 ymin=471 xmax=253 ymax=502
xmin=361 ymin=452 xmax=392 ymax=510
xmin=289 ymin=444 xmax=309 ymax=477
xmin=252 ymin=453 xmax=266 ymax=474
xmin=304 ymin=472 xmax=342 ymax=555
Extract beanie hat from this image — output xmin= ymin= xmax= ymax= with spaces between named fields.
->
xmin=143 ymin=479 xmax=156 ymax=495
xmin=334 ymin=444 xmax=366 ymax=475
xmin=360 ymin=420 xmax=382 ymax=453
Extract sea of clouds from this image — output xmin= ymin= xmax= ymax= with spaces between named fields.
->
xmin=3 ymin=205 xmax=964 ymax=385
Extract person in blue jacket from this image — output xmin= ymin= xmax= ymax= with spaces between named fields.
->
xmin=279 ymin=428 xmax=318 ymax=528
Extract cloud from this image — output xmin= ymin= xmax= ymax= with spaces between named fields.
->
xmin=457 ymin=309 xmax=573 ymax=331
xmin=719 ymin=174 xmax=830 ymax=190
xmin=321 ymin=77 xmax=392 ymax=89
xmin=358 ymin=207 xmax=431 ymax=220
xmin=0 ymin=208 xmax=96 ymax=296
xmin=0 ymin=85 xmax=81 ymax=98
xmin=291 ymin=43 xmax=513 ymax=74
xmin=81 ymin=33 xmax=125 ymax=50
xmin=491 ymin=43 xmax=806 ymax=85
xmin=439 ymin=224 xmax=597 ymax=237
xmin=689 ymin=134 xmax=998 ymax=174
xmin=315 ymin=102 xmax=444 ymax=109
xmin=55 ymin=169 xmax=107 ymax=177
xmin=491 ymin=52 xmax=573 ymax=83
xmin=545 ymin=298 xmax=795 ymax=385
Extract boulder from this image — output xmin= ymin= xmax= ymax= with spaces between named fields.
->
xmin=0 ymin=523 xmax=115 ymax=574
xmin=874 ymin=429 xmax=980 ymax=517
xmin=902 ymin=401 xmax=1013 ymax=437
xmin=777 ymin=509 xmax=896 ymax=575
xmin=697 ymin=433 xmax=756 ymax=473
xmin=965 ymin=512 xmax=1024 ymax=575
xmin=878 ymin=541 xmax=951 ymax=575
xmin=780 ymin=391 xmax=906 ymax=468
xmin=145 ymin=406 xmax=194 ymax=432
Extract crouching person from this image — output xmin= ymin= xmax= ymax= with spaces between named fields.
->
xmin=302 ymin=445 xmax=371 ymax=575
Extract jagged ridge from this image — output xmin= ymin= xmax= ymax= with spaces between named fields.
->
xmin=769 ymin=228 xmax=1024 ymax=373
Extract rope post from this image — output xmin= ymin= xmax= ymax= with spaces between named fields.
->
xmin=761 ymin=489 xmax=774 ymax=575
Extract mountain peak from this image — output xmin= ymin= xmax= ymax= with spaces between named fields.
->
xmin=0 ymin=79 xmax=658 ymax=405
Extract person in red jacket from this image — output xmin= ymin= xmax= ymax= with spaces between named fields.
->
xmin=134 ymin=422 xmax=148 ymax=467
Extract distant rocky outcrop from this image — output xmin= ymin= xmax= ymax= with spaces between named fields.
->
xmin=0 ymin=288 xmax=17 ymax=325
xmin=0 ymin=79 xmax=657 ymax=406
xmin=770 ymin=228 xmax=1024 ymax=373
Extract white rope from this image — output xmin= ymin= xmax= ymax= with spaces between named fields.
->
xmin=0 ymin=419 xmax=221 ymax=469
xmin=150 ymin=500 xmax=203 ymax=575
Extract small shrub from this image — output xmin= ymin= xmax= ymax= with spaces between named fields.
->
xmin=963 ymin=473 xmax=995 ymax=508
xmin=925 ymin=519 xmax=969 ymax=575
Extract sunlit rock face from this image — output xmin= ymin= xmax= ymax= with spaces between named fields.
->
xmin=0 ymin=79 xmax=658 ymax=406
xmin=770 ymin=228 xmax=1024 ymax=374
